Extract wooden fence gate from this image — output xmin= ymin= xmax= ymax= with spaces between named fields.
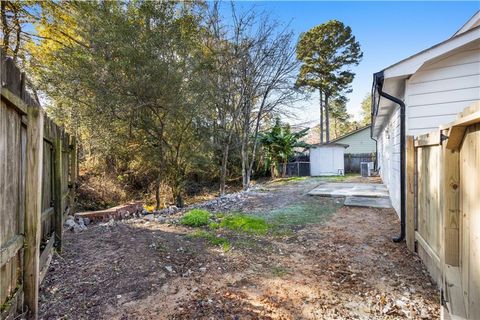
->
xmin=406 ymin=102 xmax=480 ymax=319
xmin=1 ymin=55 xmax=77 ymax=319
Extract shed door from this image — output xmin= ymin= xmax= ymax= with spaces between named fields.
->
xmin=310 ymin=148 xmax=334 ymax=176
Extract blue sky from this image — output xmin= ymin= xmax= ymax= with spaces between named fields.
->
xmin=219 ymin=1 xmax=479 ymax=125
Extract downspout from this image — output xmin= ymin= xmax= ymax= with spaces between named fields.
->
xmin=373 ymin=71 xmax=406 ymax=243
xmin=370 ymin=82 xmax=379 ymax=171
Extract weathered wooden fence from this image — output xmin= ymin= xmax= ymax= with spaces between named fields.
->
xmin=344 ymin=153 xmax=375 ymax=173
xmin=406 ymin=102 xmax=480 ymax=319
xmin=1 ymin=54 xmax=76 ymax=319
xmin=284 ymin=161 xmax=310 ymax=177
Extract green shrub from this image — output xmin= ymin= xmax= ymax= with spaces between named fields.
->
xmin=180 ymin=209 xmax=211 ymax=227
xmin=220 ymin=214 xmax=270 ymax=235
xmin=208 ymin=222 xmax=220 ymax=229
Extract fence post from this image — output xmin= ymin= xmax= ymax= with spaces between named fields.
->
xmin=441 ymin=129 xmax=460 ymax=266
xmin=53 ymin=129 xmax=63 ymax=253
xmin=69 ymin=136 xmax=77 ymax=214
xmin=406 ymin=136 xmax=415 ymax=252
xmin=24 ymin=104 xmax=43 ymax=319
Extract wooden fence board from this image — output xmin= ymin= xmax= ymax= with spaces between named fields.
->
xmin=54 ymin=134 xmax=64 ymax=252
xmin=411 ymin=102 xmax=480 ymax=319
xmin=0 ymin=236 xmax=23 ymax=268
xmin=1 ymin=54 xmax=76 ymax=319
xmin=0 ymin=97 xmax=23 ymax=313
xmin=406 ymin=136 xmax=415 ymax=252
xmin=23 ymin=100 xmax=44 ymax=318
xmin=441 ymin=138 xmax=460 ymax=266
xmin=460 ymin=123 xmax=480 ymax=317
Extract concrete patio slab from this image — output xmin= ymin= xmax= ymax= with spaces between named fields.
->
xmin=307 ymin=182 xmax=389 ymax=198
xmin=344 ymin=196 xmax=392 ymax=208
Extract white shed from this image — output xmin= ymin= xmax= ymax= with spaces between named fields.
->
xmin=309 ymin=143 xmax=348 ymax=176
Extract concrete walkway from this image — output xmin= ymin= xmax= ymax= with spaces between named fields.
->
xmin=344 ymin=196 xmax=392 ymax=208
xmin=308 ymin=182 xmax=391 ymax=208
xmin=308 ymin=182 xmax=389 ymax=198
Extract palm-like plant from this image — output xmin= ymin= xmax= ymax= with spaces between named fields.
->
xmin=260 ymin=118 xmax=309 ymax=178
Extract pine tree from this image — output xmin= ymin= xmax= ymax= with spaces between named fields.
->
xmin=296 ymin=20 xmax=362 ymax=143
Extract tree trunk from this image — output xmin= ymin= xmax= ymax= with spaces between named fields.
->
xmin=1 ymin=2 xmax=10 ymax=51
xmin=219 ymin=145 xmax=229 ymax=196
xmin=270 ymin=163 xmax=276 ymax=179
xmin=155 ymin=172 xmax=162 ymax=210
xmin=246 ymin=95 xmax=268 ymax=189
xmin=12 ymin=5 xmax=20 ymax=62
xmin=282 ymin=162 xmax=287 ymax=178
xmin=319 ymin=90 xmax=324 ymax=144
xmin=241 ymin=148 xmax=250 ymax=190
xmin=241 ymin=123 xmax=250 ymax=191
xmin=325 ymin=93 xmax=330 ymax=142
xmin=174 ymin=192 xmax=184 ymax=208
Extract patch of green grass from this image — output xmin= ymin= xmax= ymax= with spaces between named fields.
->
xmin=180 ymin=209 xmax=211 ymax=227
xmin=265 ymin=200 xmax=340 ymax=227
xmin=269 ymin=176 xmax=308 ymax=185
xmin=315 ymin=173 xmax=359 ymax=182
xmin=208 ymin=221 xmax=220 ymax=229
xmin=188 ymin=230 xmax=231 ymax=252
xmin=220 ymin=214 xmax=271 ymax=235
xmin=188 ymin=230 xmax=210 ymax=238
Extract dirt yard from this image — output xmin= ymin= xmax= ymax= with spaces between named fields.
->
xmin=39 ymin=177 xmax=440 ymax=319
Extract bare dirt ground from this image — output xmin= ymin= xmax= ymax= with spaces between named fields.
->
xmin=39 ymin=177 xmax=440 ymax=319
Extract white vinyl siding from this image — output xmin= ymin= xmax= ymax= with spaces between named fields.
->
xmin=377 ymin=108 xmax=401 ymax=215
xmin=406 ymin=44 xmax=480 ymax=136
xmin=334 ymin=127 xmax=376 ymax=155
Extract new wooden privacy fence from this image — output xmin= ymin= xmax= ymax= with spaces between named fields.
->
xmin=406 ymin=102 xmax=480 ymax=319
xmin=1 ymin=55 xmax=76 ymax=319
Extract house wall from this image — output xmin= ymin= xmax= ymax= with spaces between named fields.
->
xmin=377 ymin=108 xmax=401 ymax=215
xmin=405 ymin=42 xmax=480 ymax=136
xmin=377 ymin=42 xmax=480 ymax=217
xmin=334 ymin=128 xmax=376 ymax=155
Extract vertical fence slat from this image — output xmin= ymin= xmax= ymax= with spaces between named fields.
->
xmin=69 ymin=136 xmax=77 ymax=214
xmin=406 ymin=136 xmax=415 ymax=252
xmin=23 ymin=104 xmax=43 ymax=319
xmin=54 ymin=130 xmax=63 ymax=253
xmin=442 ymin=129 xmax=460 ymax=267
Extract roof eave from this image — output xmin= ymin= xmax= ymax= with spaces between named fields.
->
xmin=328 ymin=125 xmax=371 ymax=143
xmin=371 ymin=25 xmax=480 ymax=138
xmin=453 ymin=11 xmax=480 ymax=37
xmin=383 ymin=25 xmax=480 ymax=79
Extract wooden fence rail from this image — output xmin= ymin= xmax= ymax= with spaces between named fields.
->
xmin=407 ymin=102 xmax=480 ymax=319
xmin=1 ymin=54 xmax=76 ymax=319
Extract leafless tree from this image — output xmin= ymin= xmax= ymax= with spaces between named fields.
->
xmin=204 ymin=2 xmax=300 ymax=193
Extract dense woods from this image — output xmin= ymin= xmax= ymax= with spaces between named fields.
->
xmin=1 ymin=1 xmax=365 ymax=210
